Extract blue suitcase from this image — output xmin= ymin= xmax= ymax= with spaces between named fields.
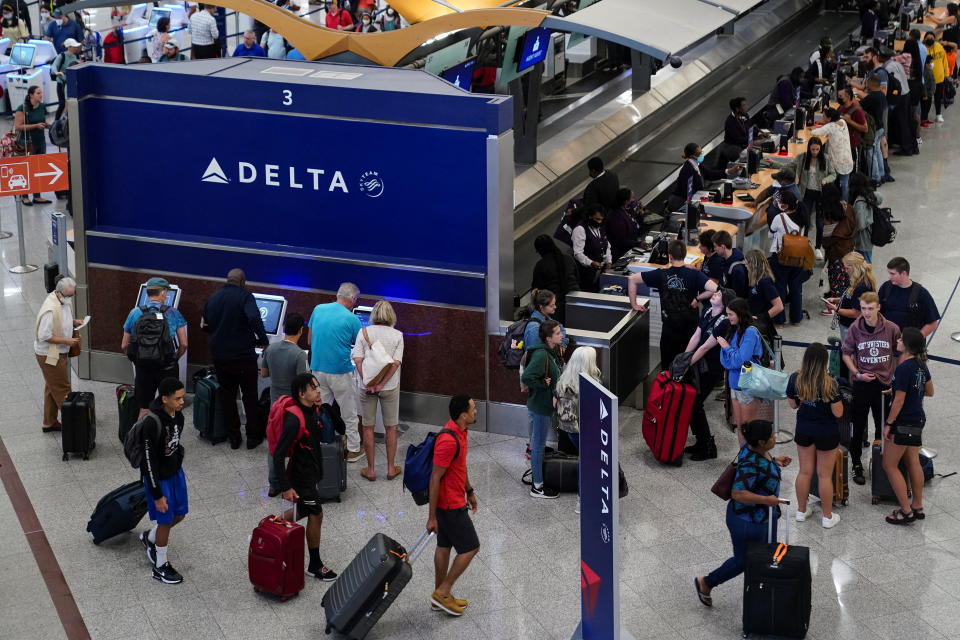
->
xmin=86 ymin=481 xmax=148 ymax=545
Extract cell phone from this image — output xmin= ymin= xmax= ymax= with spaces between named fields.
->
xmin=821 ymin=297 xmax=832 ymax=304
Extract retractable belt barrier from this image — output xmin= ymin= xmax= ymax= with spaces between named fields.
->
xmin=786 ymin=340 xmax=960 ymax=368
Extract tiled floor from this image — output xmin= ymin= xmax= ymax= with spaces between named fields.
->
xmin=4 ymin=96 xmax=960 ymax=640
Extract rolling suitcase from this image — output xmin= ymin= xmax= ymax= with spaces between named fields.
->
xmin=317 ymin=438 xmax=347 ymax=503
xmin=322 ymin=531 xmax=434 ymax=640
xmin=116 ymin=384 xmax=139 ymax=444
xmin=521 ymin=452 xmax=579 ymax=493
xmin=743 ymin=504 xmax=811 ymax=639
xmin=61 ymin=391 xmax=96 ymax=461
xmin=249 ymin=502 xmax=304 ymax=601
xmin=193 ymin=369 xmax=227 ymax=444
xmin=810 ymin=447 xmax=850 ymax=507
xmin=642 ymin=371 xmax=695 ymax=465
xmin=86 ymin=481 xmax=148 ymax=545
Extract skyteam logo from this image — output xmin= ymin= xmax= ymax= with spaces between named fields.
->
xmin=358 ymin=171 xmax=385 ymax=198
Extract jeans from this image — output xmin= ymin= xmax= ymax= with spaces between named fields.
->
xmin=529 ymin=410 xmax=552 ymax=487
xmin=836 ymin=172 xmax=850 ymax=203
xmin=314 ymin=370 xmax=360 ymax=452
xmin=867 ymin=131 xmax=885 ymax=183
xmin=861 ymin=250 xmax=873 ymax=264
xmin=802 ymin=189 xmax=822 ymax=246
xmin=567 ymin=432 xmax=580 ymax=451
xmin=215 ymin=356 xmax=262 ymax=441
xmin=706 ymin=501 xmax=779 ymax=588
xmin=851 ymin=378 xmax=886 ymax=466
xmin=690 ymin=370 xmax=721 ymax=442
xmin=769 ymin=253 xmax=808 ymax=325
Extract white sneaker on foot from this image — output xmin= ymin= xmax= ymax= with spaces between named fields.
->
xmin=936 ymin=114 xmax=945 ymax=123
xmin=796 ymin=505 xmax=815 ymax=522
xmin=814 ymin=248 xmax=824 ymax=261
xmin=822 ymin=513 xmax=841 ymax=529
xmin=574 ymin=498 xmax=580 ymax=514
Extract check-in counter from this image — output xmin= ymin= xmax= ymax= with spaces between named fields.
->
xmin=564 ymin=291 xmax=650 ymax=402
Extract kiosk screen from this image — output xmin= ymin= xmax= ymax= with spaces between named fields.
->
xmin=253 ymin=294 xmax=286 ymax=336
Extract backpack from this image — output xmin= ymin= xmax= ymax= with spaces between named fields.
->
xmin=884 ymin=66 xmax=903 ymax=99
xmin=862 ymin=111 xmax=877 ymax=147
xmin=123 ymin=412 xmax=160 ymax=469
xmin=880 ymin=281 xmax=926 ymax=329
xmin=317 ymin=402 xmax=345 ymax=444
xmin=48 ymin=115 xmax=68 ymax=147
xmin=869 ymin=204 xmax=896 ymax=247
xmin=497 ymin=311 xmax=536 ymax=369
xmin=777 ymin=214 xmax=815 ymax=270
xmin=555 ymin=387 xmax=579 ymax=433
xmin=403 ymin=428 xmax=460 ymax=505
xmin=127 ymin=305 xmax=176 ymax=367
xmin=659 ymin=275 xmax=699 ymax=327
xmin=265 ymin=395 xmax=307 ymax=456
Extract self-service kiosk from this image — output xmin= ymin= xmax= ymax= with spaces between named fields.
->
xmin=130 ymin=282 xmax=187 ymax=384
xmin=122 ymin=24 xmax=152 ymax=62
xmin=252 ymin=292 xmax=291 ymax=397
xmin=6 ymin=40 xmax=57 ymax=114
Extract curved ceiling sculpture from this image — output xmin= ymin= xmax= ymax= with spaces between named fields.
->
xmin=59 ymin=0 xmax=548 ymax=66
xmin=388 ymin=0 xmax=525 ymax=25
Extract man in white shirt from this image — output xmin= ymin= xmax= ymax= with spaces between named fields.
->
xmin=189 ymin=4 xmax=219 ymax=59
xmin=571 ymin=204 xmax=612 ymax=292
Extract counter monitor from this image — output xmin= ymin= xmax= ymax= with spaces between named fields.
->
xmin=252 ymin=293 xmax=287 ymax=336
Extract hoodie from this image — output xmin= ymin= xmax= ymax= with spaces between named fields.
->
xmin=520 ymin=344 xmax=562 ymax=416
xmin=140 ymin=398 xmax=185 ymax=499
xmin=841 ymin=312 xmax=901 ymax=386
xmin=720 ymin=325 xmax=763 ymax=390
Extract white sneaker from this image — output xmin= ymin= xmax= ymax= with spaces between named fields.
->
xmin=814 ymin=248 xmax=824 ymax=261
xmin=917 ymin=137 xmax=923 ymax=146
xmin=574 ymin=498 xmax=581 ymax=514
xmin=796 ymin=505 xmax=815 ymax=522
xmin=822 ymin=513 xmax=841 ymax=529
xmin=936 ymin=114 xmax=945 ymax=123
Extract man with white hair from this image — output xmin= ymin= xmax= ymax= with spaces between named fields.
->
xmin=231 ymin=29 xmax=265 ymax=57
xmin=307 ymin=282 xmax=364 ymax=462
xmin=34 ymin=276 xmax=83 ymax=433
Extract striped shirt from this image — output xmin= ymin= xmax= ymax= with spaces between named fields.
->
xmin=189 ymin=10 xmax=218 ymax=46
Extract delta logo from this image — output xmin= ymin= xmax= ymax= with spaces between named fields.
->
xmin=200 ymin=157 xmax=384 ymax=198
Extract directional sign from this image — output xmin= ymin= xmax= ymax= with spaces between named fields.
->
xmin=0 ymin=153 xmax=68 ymax=196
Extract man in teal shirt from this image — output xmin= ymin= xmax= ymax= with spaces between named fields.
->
xmin=307 ymin=282 xmax=363 ymax=462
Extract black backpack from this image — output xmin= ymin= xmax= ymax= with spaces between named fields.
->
xmin=498 ymin=312 xmax=538 ymax=369
xmin=660 ymin=282 xmax=699 ymax=327
xmin=123 ymin=412 xmax=160 ymax=469
xmin=880 ymin=281 xmax=926 ymax=329
xmin=127 ymin=305 xmax=176 ymax=367
xmin=869 ymin=203 xmax=897 ymax=247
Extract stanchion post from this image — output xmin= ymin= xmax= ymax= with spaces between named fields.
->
xmin=8 ymin=197 xmax=37 ymax=274
xmin=773 ymin=333 xmax=794 ymax=444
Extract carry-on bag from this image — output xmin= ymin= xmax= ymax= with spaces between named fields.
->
xmin=868 ymin=397 xmax=910 ymax=504
xmin=86 ymin=480 xmax=147 ymax=545
xmin=249 ymin=501 xmax=304 ymax=601
xmin=743 ymin=503 xmax=811 ymax=638
xmin=116 ymin=384 xmax=139 ymax=444
xmin=61 ymin=391 xmax=96 ymax=461
xmin=322 ymin=531 xmax=434 ymax=640
xmin=642 ymin=371 xmax=695 ymax=465
xmin=317 ymin=438 xmax=347 ymax=503
xmin=810 ymin=447 xmax=850 ymax=507
xmin=192 ymin=369 xmax=227 ymax=444
xmin=521 ymin=451 xmax=579 ymax=492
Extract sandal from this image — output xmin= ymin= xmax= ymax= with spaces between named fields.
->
xmin=694 ymin=577 xmax=712 ymax=607
xmin=885 ymin=508 xmax=916 ymax=525
xmin=912 ymin=508 xmax=925 ymax=520
xmin=359 ymin=468 xmax=376 ymax=482
xmin=386 ymin=466 xmax=402 ymax=481
xmin=32 ymin=197 xmax=52 ymax=204
xmin=20 ymin=196 xmax=32 ymax=206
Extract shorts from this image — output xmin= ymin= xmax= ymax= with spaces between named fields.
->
xmin=436 ymin=506 xmax=479 ymax=554
xmin=360 ymin=386 xmax=400 ymax=426
xmin=134 ymin=362 xmax=179 ymax=409
xmin=795 ymin=431 xmax=841 ymax=451
xmin=144 ymin=468 xmax=189 ymax=525
xmin=731 ymin=388 xmax=756 ymax=405
xmin=891 ymin=422 xmax=924 ymax=447
xmin=291 ymin=482 xmax=323 ymax=519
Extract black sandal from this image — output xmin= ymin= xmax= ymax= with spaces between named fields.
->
xmin=20 ymin=196 xmax=32 ymax=206
xmin=885 ymin=509 xmax=916 ymax=525
xmin=912 ymin=508 xmax=925 ymax=520
xmin=694 ymin=577 xmax=712 ymax=607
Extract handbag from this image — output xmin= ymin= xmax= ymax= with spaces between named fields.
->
xmin=68 ymin=331 xmax=81 ymax=357
xmin=711 ymin=459 xmax=737 ymax=500
xmin=777 ymin=213 xmax=815 ymax=270
xmin=738 ymin=337 xmax=789 ymax=400
xmin=359 ymin=327 xmax=394 ymax=387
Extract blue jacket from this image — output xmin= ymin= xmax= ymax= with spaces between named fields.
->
xmin=522 ymin=309 xmax=568 ymax=351
xmin=202 ymin=284 xmax=269 ymax=361
xmin=232 ymin=42 xmax=266 ymax=57
xmin=720 ymin=325 xmax=762 ymax=390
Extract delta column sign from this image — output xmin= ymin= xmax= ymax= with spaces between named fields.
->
xmin=573 ymin=374 xmax=634 ymax=640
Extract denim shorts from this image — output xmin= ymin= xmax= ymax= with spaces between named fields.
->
xmin=731 ymin=389 xmax=756 ymax=405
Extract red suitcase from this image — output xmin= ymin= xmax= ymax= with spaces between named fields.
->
xmin=249 ymin=511 xmax=304 ymax=601
xmin=642 ymin=371 xmax=695 ymax=466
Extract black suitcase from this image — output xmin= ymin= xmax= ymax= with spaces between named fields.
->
xmin=61 ymin=391 xmax=96 ymax=460
xmin=322 ymin=531 xmax=433 ymax=639
xmin=116 ymin=384 xmax=139 ymax=444
xmin=192 ymin=369 xmax=227 ymax=444
xmin=86 ymin=481 xmax=148 ymax=545
xmin=317 ymin=439 xmax=347 ymax=503
xmin=743 ymin=504 xmax=811 ymax=639
xmin=521 ymin=451 xmax=579 ymax=493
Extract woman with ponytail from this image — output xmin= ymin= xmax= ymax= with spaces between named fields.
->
xmin=882 ymin=327 xmax=934 ymax=525
xmin=13 ymin=85 xmax=51 ymax=206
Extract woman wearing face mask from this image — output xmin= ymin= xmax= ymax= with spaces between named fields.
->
xmin=668 ymin=142 xmax=741 ymax=212
xmin=376 ymin=5 xmax=401 ymax=31
xmin=354 ymin=11 xmax=377 ymax=32
xmin=35 ymin=277 xmax=83 ymax=434
xmin=0 ymin=4 xmax=28 ymax=43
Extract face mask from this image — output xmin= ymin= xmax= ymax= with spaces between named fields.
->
xmin=771 ymin=180 xmax=781 ymax=188
xmin=386 ymin=8 xmax=394 ymax=15
xmin=588 ymin=218 xmax=602 ymax=227
xmin=41 ymin=11 xmax=49 ymax=18
xmin=362 ymin=17 xmax=370 ymax=23
xmin=3 ymin=13 xmax=11 ymax=19
xmin=696 ymin=154 xmax=705 ymax=164
xmin=925 ymin=39 xmax=935 ymax=46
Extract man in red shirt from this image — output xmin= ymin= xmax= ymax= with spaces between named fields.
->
xmin=325 ymin=1 xmax=353 ymax=31
xmin=426 ymin=394 xmax=479 ymax=617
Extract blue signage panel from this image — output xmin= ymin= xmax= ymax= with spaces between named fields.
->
xmin=79 ymin=97 xmax=489 ymax=270
xmin=517 ymin=27 xmax=550 ymax=72
xmin=577 ymin=374 xmax=623 ymax=640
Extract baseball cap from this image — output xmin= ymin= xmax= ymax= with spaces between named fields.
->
xmin=772 ymin=167 xmax=795 ymax=183
xmin=52 ymin=8 xmax=63 ymax=16
xmin=146 ymin=277 xmax=170 ymax=288
xmin=164 ymin=40 xmax=178 ymax=49
xmin=62 ymin=38 xmax=81 ymax=48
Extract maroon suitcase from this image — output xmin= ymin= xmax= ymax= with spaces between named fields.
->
xmin=642 ymin=371 xmax=695 ymax=465
xmin=249 ymin=512 xmax=304 ymax=601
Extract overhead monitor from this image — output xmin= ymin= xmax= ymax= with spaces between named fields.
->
xmin=252 ymin=293 xmax=287 ymax=336
xmin=149 ymin=7 xmax=171 ymax=27
xmin=517 ymin=27 xmax=550 ymax=72
xmin=10 ymin=43 xmax=35 ymax=67
xmin=773 ymin=119 xmax=793 ymax=137
xmin=440 ymin=56 xmax=476 ymax=91
xmin=136 ymin=283 xmax=181 ymax=308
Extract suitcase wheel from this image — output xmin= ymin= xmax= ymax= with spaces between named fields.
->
xmin=253 ymin=587 xmax=260 ymax=594
xmin=871 ymin=496 xmax=879 ymax=505
xmin=335 ymin=497 xmax=341 ymax=503
xmin=841 ymin=499 xmax=848 ymax=506
xmin=62 ymin=453 xmax=68 ymax=461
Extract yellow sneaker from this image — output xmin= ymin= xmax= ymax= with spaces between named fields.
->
xmin=430 ymin=590 xmax=464 ymax=616
xmin=431 ymin=594 xmax=467 ymax=610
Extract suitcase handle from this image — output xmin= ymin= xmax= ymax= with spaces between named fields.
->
xmin=406 ymin=530 xmax=435 ymax=564
xmin=767 ymin=500 xmax=791 ymax=545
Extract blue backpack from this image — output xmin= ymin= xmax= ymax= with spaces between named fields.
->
xmin=403 ymin=429 xmax=460 ymax=505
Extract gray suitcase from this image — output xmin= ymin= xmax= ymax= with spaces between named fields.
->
xmin=317 ymin=439 xmax=347 ymax=503
xmin=322 ymin=531 xmax=433 ymax=639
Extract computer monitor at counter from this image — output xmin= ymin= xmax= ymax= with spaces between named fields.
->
xmin=252 ymin=293 xmax=287 ymax=337
xmin=136 ymin=283 xmax=181 ymax=308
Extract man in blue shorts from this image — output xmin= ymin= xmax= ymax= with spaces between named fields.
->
xmin=138 ymin=377 xmax=188 ymax=584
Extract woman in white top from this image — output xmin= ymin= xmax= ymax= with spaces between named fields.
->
xmin=810 ymin=108 xmax=853 ymax=202
xmin=352 ymin=300 xmax=404 ymax=481
xmin=34 ymin=277 xmax=82 ymax=432
xmin=767 ymin=190 xmax=809 ymax=326
xmin=554 ymin=346 xmax=602 ymax=514
xmin=149 ymin=16 xmax=172 ymax=62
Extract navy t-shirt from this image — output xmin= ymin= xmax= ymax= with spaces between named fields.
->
xmin=892 ymin=358 xmax=931 ymax=424
xmin=879 ymin=282 xmax=940 ymax=331
xmin=702 ymin=253 xmax=725 ymax=283
xmin=786 ymin=373 xmax=841 ymax=438
xmin=748 ymin=276 xmax=780 ymax=318
xmin=641 ymin=266 xmax=709 ymax=322
xmin=723 ymin=249 xmax=749 ymax=298
xmin=838 ymin=282 xmax=873 ymax=328
xmin=697 ymin=308 xmax=730 ymax=374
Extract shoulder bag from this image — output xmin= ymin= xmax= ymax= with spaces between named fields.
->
xmin=738 ymin=335 xmax=789 ymax=400
xmin=359 ymin=326 xmax=394 ymax=387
